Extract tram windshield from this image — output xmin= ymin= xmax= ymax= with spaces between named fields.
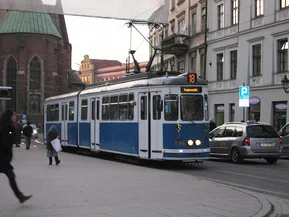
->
xmin=180 ymin=95 xmax=203 ymax=121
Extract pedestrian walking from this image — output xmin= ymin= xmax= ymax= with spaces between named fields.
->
xmin=46 ymin=125 xmax=61 ymax=166
xmin=14 ymin=120 xmax=22 ymax=147
xmin=23 ymin=122 xmax=33 ymax=150
xmin=0 ymin=108 xmax=32 ymax=203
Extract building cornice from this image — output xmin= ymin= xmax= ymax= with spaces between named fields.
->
xmin=271 ymin=30 xmax=289 ymax=37
xmin=247 ymin=36 xmax=264 ymax=43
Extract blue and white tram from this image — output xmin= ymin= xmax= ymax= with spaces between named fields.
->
xmin=44 ymin=72 xmax=210 ymax=162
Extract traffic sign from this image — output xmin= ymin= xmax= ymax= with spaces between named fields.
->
xmin=239 ymin=86 xmax=249 ymax=107
xmin=22 ymin=114 xmax=26 ymax=121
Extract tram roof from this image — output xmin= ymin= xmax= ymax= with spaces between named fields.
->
xmin=45 ymin=71 xmax=207 ymax=102
xmin=80 ymin=72 xmax=207 ymax=96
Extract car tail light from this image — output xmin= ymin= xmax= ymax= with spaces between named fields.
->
xmin=242 ymin=137 xmax=250 ymax=146
xmin=280 ymin=137 xmax=283 ymax=146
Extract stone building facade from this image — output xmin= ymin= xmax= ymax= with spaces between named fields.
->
xmin=0 ymin=5 xmax=84 ymax=131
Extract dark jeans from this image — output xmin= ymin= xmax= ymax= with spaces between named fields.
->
xmin=4 ymin=169 xmax=21 ymax=196
xmin=25 ymin=136 xmax=31 ymax=149
xmin=49 ymin=156 xmax=59 ymax=164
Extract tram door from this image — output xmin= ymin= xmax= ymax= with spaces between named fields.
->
xmin=138 ymin=93 xmax=149 ymax=158
xmin=90 ymin=98 xmax=100 ymax=151
xmin=150 ymin=92 xmax=163 ymax=159
xmin=61 ymin=102 xmax=68 ymax=146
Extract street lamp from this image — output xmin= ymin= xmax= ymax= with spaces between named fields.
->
xmin=281 ymin=75 xmax=289 ymax=94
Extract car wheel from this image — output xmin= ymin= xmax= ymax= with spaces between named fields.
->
xmin=231 ymin=148 xmax=243 ymax=164
xmin=265 ymin=158 xmax=278 ymax=164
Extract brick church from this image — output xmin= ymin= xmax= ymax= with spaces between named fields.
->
xmin=0 ymin=1 xmax=84 ymax=131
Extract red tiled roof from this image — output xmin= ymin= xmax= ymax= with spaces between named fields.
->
xmin=90 ymin=59 xmax=122 ymax=69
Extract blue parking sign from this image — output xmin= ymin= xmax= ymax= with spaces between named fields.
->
xmin=22 ymin=114 xmax=26 ymax=121
xmin=239 ymin=86 xmax=249 ymax=107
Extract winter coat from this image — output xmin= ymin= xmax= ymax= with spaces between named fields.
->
xmin=0 ymin=122 xmax=15 ymax=173
xmin=14 ymin=123 xmax=22 ymax=144
xmin=23 ymin=125 xmax=33 ymax=137
xmin=46 ymin=125 xmax=59 ymax=150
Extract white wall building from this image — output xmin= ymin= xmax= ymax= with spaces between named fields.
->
xmin=149 ymin=0 xmax=207 ymax=78
xmin=207 ymin=0 xmax=289 ymax=130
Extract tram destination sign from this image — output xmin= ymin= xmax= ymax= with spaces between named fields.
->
xmin=180 ymin=87 xmax=202 ymax=93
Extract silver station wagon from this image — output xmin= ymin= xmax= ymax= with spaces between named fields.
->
xmin=209 ymin=121 xmax=282 ymax=164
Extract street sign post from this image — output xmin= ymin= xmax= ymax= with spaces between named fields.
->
xmin=239 ymin=86 xmax=250 ymax=107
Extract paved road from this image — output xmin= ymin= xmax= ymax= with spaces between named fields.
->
xmin=1 ymin=141 xmax=288 ymax=217
xmin=168 ymin=157 xmax=289 ymax=200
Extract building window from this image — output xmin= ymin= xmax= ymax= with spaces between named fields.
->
xmin=231 ymin=0 xmax=238 ymax=25
xmin=200 ymin=53 xmax=205 ymax=79
xmin=191 ymin=13 xmax=196 ymax=35
xmin=252 ymin=44 xmax=261 ymax=76
xmin=191 ymin=55 xmax=196 ymax=72
xmin=215 ymin=104 xmax=225 ymax=126
xmin=29 ymin=56 xmax=41 ymax=90
xmin=218 ymin=4 xmax=224 ymax=29
xmin=248 ymin=100 xmax=260 ymax=122
xmin=273 ymin=101 xmax=287 ymax=130
xmin=6 ymin=56 xmax=17 ymax=111
xmin=217 ymin=53 xmax=224 ymax=81
xmin=29 ymin=94 xmax=40 ymax=113
xmin=277 ymin=39 xmax=288 ymax=72
xmin=229 ymin=103 xmax=235 ymax=122
xmin=170 ymin=59 xmax=175 ymax=71
xmin=178 ymin=60 xmax=185 ymax=73
xmin=280 ymin=0 xmax=289 ymax=9
xmin=178 ymin=19 xmax=186 ymax=34
xmin=230 ymin=50 xmax=237 ymax=79
xmin=255 ymin=0 xmax=264 ymax=16
xmin=201 ymin=8 xmax=206 ymax=32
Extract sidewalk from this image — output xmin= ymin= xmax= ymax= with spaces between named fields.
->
xmin=0 ymin=141 xmax=289 ymax=217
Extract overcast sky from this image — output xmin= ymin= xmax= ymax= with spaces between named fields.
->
xmin=65 ymin=15 xmax=151 ymax=70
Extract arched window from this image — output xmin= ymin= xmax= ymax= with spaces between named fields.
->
xmin=29 ymin=56 xmax=41 ymax=90
xmin=6 ymin=56 xmax=17 ymax=110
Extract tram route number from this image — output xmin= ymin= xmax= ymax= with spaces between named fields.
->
xmin=187 ymin=73 xmax=197 ymax=84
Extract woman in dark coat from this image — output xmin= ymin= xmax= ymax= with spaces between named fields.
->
xmin=0 ymin=108 xmax=32 ymax=203
xmin=46 ymin=125 xmax=61 ymax=165
xmin=14 ymin=120 xmax=22 ymax=147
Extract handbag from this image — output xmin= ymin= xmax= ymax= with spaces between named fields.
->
xmin=51 ymin=138 xmax=62 ymax=152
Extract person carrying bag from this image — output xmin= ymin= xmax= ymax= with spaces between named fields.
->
xmin=46 ymin=125 xmax=61 ymax=165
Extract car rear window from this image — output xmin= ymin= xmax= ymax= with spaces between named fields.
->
xmin=246 ymin=125 xmax=279 ymax=138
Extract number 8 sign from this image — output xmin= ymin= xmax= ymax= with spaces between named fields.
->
xmin=187 ymin=73 xmax=197 ymax=84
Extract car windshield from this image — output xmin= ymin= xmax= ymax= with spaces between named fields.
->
xmin=246 ymin=125 xmax=279 ymax=138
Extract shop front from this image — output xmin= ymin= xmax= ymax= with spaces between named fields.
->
xmin=248 ymin=96 xmax=261 ymax=122
xmin=273 ymin=102 xmax=287 ymax=131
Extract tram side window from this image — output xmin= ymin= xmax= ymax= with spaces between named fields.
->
xmin=102 ymin=96 xmax=110 ymax=120
xmin=180 ymin=95 xmax=203 ymax=121
xmin=140 ymin=96 xmax=147 ymax=120
xmin=69 ymin=101 xmax=74 ymax=121
xmin=110 ymin=95 xmax=119 ymax=120
xmin=54 ymin=104 xmax=59 ymax=121
xmin=61 ymin=104 xmax=67 ymax=121
xmin=164 ymin=95 xmax=178 ymax=121
xmin=119 ymin=94 xmax=128 ymax=120
xmin=81 ymin=99 xmax=88 ymax=120
xmin=91 ymin=100 xmax=95 ymax=120
xmin=153 ymin=95 xmax=161 ymax=120
xmin=47 ymin=104 xmax=59 ymax=121
xmin=128 ymin=93 xmax=134 ymax=120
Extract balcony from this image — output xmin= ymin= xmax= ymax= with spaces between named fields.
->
xmin=161 ymin=34 xmax=189 ymax=56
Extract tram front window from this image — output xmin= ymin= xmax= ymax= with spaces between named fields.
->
xmin=181 ymin=95 xmax=203 ymax=121
xmin=164 ymin=94 xmax=178 ymax=121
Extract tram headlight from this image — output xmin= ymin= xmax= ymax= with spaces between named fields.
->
xmin=195 ymin=140 xmax=201 ymax=146
xmin=188 ymin=140 xmax=194 ymax=146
